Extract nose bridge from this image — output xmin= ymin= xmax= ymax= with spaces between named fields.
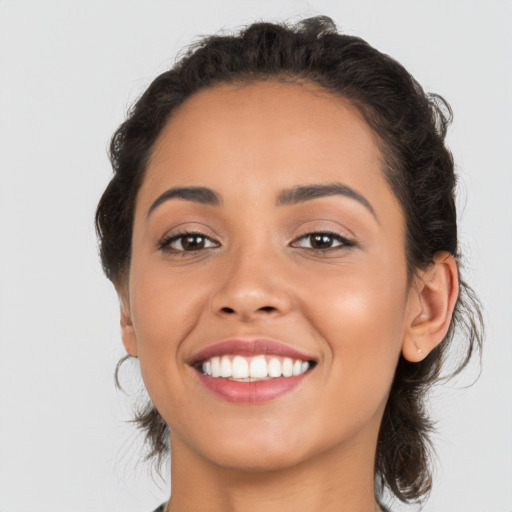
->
xmin=210 ymin=233 xmax=292 ymax=320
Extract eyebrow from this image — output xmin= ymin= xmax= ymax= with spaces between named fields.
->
xmin=276 ymin=182 xmax=377 ymax=220
xmin=147 ymin=186 xmax=222 ymax=218
xmin=147 ymin=182 xmax=377 ymax=221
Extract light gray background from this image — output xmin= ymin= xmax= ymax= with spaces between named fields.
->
xmin=0 ymin=1 xmax=510 ymax=511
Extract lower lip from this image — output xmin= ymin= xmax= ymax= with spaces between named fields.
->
xmin=196 ymin=372 xmax=309 ymax=403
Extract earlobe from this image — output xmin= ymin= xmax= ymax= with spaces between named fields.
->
xmin=402 ymin=252 xmax=459 ymax=363
xmin=120 ymin=299 xmax=138 ymax=358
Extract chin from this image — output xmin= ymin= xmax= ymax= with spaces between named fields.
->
xmin=188 ymin=418 xmax=331 ymax=474
xmin=206 ymin=443 xmax=311 ymax=474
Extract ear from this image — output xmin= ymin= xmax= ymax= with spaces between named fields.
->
xmin=402 ymin=252 xmax=459 ymax=362
xmin=119 ymin=293 xmax=138 ymax=358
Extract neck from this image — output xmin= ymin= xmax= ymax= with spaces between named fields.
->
xmin=166 ymin=428 xmax=382 ymax=512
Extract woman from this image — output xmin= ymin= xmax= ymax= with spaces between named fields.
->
xmin=95 ymin=16 xmax=482 ymax=512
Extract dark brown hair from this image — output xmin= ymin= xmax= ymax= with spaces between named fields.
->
xmin=96 ymin=16 xmax=483 ymax=504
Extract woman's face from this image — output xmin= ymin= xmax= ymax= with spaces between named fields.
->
xmin=122 ymin=81 xmax=415 ymax=471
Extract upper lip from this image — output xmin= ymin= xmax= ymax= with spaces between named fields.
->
xmin=189 ymin=337 xmax=317 ymax=365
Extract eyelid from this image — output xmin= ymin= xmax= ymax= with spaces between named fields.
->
xmin=156 ymin=223 xmax=356 ymax=255
xmin=157 ymin=230 xmax=220 ymax=254
xmin=290 ymin=230 xmax=355 ymax=250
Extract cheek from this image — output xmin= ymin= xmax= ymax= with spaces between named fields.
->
xmin=127 ymin=261 xmax=208 ymax=406
xmin=292 ymin=268 xmax=407 ymax=445
xmin=304 ymin=247 xmax=407 ymax=329
xmin=130 ymin=261 xmax=202 ymax=347
xmin=304 ymin=261 xmax=408 ymax=392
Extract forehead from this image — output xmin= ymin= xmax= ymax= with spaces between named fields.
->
xmin=139 ymin=80 xmax=397 ymax=216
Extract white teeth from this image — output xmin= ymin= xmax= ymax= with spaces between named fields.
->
xmin=232 ymin=355 xmax=249 ymax=379
xmin=249 ymin=356 xmax=268 ymax=378
xmin=220 ymin=356 xmax=232 ymax=378
xmin=211 ymin=356 xmax=221 ymax=378
xmin=268 ymin=357 xmax=282 ymax=378
xmin=282 ymin=357 xmax=293 ymax=377
xmin=201 ymin=355 xmax=312 ymax=379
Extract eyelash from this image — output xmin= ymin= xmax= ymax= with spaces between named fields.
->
xmin=157 ymin=230 xmax=355 ymax=256
xmin=157 ymin=231 xmax=219 ymax=256
xmin=291 ymin=230 xmax=355 ymax=251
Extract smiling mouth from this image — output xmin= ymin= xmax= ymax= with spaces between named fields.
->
xmin=196 ymin=354 xmax=316 ymax=382
xmin=190 ymin=339 xmax=318 ymax=402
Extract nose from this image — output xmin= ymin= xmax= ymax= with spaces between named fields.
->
xmin=210 ymin=243 xmax=293 ymax=323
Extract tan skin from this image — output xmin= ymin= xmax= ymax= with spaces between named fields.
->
xmin=119 ymin=81 xmax=458 ymax=512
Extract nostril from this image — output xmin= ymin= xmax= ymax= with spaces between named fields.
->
xmin=219 ymin=305 xmax=276 ymax=315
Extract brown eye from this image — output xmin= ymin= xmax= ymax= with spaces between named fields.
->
xmin=291 ymin=231 xmax=354 ymax=251
xmin=310 ymin=234 xmax=337 ymax=249
xmin=159 ymin=232 xmax=219 ymax=253
xmin=181 ymin=234 xmax=207 ymax=250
